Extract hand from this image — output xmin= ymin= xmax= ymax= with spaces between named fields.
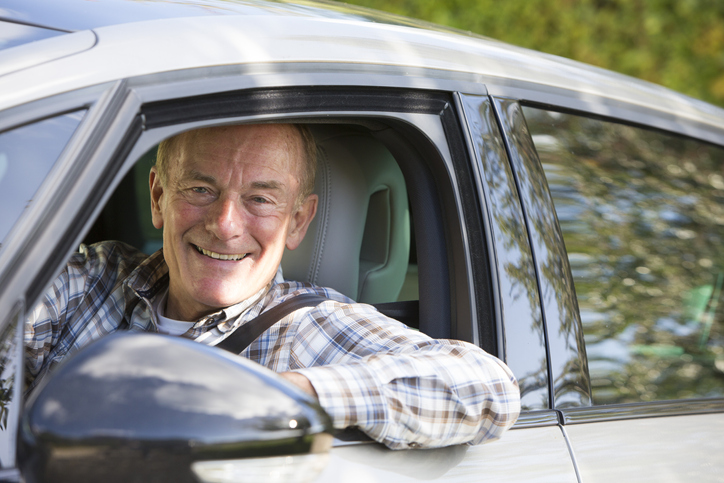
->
xmin=280 ymin=371 xmax=318 ymax=398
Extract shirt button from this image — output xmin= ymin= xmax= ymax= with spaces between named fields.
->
xmin=408 ymin=442 xmax=421 ymax=449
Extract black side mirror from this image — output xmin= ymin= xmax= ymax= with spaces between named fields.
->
xmin=19 ymin=332 xmax=333 ymax=483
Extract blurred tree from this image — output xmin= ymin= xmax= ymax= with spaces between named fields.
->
xmin=336 ymin=0 xmax=724 ymax=107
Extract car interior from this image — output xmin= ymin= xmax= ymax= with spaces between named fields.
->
xmin=84 ymin=123 xmax=423 ymax=328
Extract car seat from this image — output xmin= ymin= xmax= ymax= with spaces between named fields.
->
xmin=281 ymin=126 xmax=410 ymax=304
xmin=87 ymin=125 xmax=411 ymax=306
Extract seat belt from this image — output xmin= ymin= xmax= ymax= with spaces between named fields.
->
xmin=216 ymin=293 xmax=329 ymax=354
xmin=216 ymin=295 xmax=421 ymax=355
xmin=373 ymin=300 xmax=419 ymax=328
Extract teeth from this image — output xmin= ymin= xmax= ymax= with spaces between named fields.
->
xmin=196 ymin=245 xmax=246 ymax=261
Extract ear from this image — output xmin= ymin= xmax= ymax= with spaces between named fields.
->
xmin=286 ymin=194 xmax=318 ymax=250
xmin=149 ymin=166 xmax=165 ymax=229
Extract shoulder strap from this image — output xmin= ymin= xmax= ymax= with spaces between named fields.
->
xmin=216 ymin=293 xmax=329 ymax=354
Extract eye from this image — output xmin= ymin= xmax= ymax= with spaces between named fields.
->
xmin=191 ymin=187 xmax=209 ymax=194
xmin=252 ymin=196 xmax=270 ymax=204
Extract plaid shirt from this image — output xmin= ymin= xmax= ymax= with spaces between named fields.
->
xmin=25 ymin=241 xmax=520 ymax=450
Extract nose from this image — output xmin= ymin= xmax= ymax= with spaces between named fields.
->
xmin=205 ymin=196 xmax=244 ymax=241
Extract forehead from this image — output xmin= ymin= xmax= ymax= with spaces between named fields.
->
xmin=171 ymin=124 xmax=304 ymax=180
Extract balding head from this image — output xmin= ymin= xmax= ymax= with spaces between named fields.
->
xmin=156 ymin=123 xmax=317 ymax=204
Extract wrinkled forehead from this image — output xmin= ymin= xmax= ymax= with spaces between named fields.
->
xmin=171 ymin=124 xmax=305 ymax=180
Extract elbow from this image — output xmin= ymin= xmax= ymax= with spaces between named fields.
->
xmin=476 ymin=369 xmax=521 ymax=444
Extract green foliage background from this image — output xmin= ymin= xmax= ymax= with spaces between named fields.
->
xmin=337 ymin=0 xmax=724 ymax=108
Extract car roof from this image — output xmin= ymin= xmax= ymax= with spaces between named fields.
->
xmin=0 ymin=0 xmax=416 ymax=32
xmin=1 ymin=0 xmax=723 ymax=138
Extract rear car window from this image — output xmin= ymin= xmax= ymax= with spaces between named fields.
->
xmin=525 ymin=106 xmax=724 ymax=405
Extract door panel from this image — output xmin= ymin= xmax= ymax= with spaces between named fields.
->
xmin=318 ymin=425 xmax=577 ymax=482
xmin=565 ymin=413 xmax=724 ymax=482
xmin=518 ymin=101 xmax=724 ymax=480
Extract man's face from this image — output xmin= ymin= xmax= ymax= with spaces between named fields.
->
xmin=150 ymin=124 xmax=317 ymax=321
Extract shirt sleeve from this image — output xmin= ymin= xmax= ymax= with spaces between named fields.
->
xmin=24 ymin=242 xmax=147 ymax=387
xmin=287 ymin=300 xmax=521 ymax=450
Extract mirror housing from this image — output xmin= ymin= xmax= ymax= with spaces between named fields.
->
xmin=19 ymin=332 xmax=333 ymax=483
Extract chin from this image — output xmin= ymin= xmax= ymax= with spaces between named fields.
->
xmin=195 ymin=287 xmax=259 ymax=310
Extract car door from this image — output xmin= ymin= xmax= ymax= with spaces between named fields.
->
xmin=0 ymin=54 xmax=581 ymax=479
xmin=490 ymin=85 xmax=724 ymax=481
xmin=112 ymin=79 xmax=579 ymax=482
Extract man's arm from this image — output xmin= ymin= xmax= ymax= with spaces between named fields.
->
xmin=25 ymin=242 xmax=148 ymax=390
xmin=249 ymin=296 xmax=520 ymax=450
xmin=280 ymin=371 xmax=318 ymax=397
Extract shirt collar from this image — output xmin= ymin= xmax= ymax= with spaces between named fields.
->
xmin=125 ymin=250 xmax=284 ymax=330
xmin=124 ymin=248 xmax=169 ymax=300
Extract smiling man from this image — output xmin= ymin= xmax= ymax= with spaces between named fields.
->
xmin=151 ymin=125 xmax=317 ymax=321
xmin=26 ymin=123 xmax=520 ymax=449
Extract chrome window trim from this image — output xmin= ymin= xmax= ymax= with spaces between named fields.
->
xmin=562 ymin=399 xmax=724 ymax=424
xmin=487 ymin=80 xmax=724 ymax=148
xmin=512 ymin=410 xmax=560 ymax=429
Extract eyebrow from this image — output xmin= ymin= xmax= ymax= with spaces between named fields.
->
xmin=185 ymin=170 xmax=216 ymax=185
xmin=184 ymin=170 xmax=284 ymax=191
xmin=250 ymin=180 xmax=283 ymax=191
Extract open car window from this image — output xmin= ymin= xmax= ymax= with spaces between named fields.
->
xmin=83 ymin=125 xmax=420 ymax=310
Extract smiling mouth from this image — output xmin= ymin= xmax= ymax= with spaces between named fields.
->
xmin=194 ymin=245 xmax=248 ymax=261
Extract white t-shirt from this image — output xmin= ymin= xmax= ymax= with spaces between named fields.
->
xmin=152 ymin=288 xmax=195 ymax=336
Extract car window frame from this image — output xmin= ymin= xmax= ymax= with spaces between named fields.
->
xmin=127 ymin=85 xmax=489 ymax=345
xmin=0 ymin=82 xmax=129 ymax=335
xmin=489 ymin=84 xmax=724 ymax=423
xmin=7 ymin=77 xmax=498 ymax=351
xmin=458 ymin=93 xmax=556 ymax=419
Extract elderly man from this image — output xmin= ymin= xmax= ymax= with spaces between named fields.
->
xmin=25 ymin=123 xmax=520 ymax=450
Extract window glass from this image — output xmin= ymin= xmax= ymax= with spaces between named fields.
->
xmin=0 ymin=304 xmax=23 ymax=468
xmin=0 ymin=111 xmax=85 ymax=247
xmin=524 ymin=106 xmax=724 ymax=405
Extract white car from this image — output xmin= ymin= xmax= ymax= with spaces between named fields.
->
xmin=1 ymin=0 xmax=723 ymax=481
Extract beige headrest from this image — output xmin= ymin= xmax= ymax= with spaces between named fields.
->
xmin=281 ymin=127 xmax=410 ymax=303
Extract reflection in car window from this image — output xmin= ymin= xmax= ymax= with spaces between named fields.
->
xmin=525 ymin=107 xmax=724 ymax=405
xmin=0 ymin=111 xmax=85 ymax=247
xmin=0 ymin=304 xmax=23 ymax=468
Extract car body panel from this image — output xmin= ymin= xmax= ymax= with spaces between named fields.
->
xmin=319 ymin=425 xmax=577 ymax=483
xmin=0 ymin=30 xmax=95 ymax=77
xmin=565 ymin=413 xmax=724 ymax=482
xmin=0 ymin=0 xmax=414 ymax=32
xmin=0 ymin=3 xmax=722 ymax=136
xmin=0 ymin=19 xmax=68 ymax=52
